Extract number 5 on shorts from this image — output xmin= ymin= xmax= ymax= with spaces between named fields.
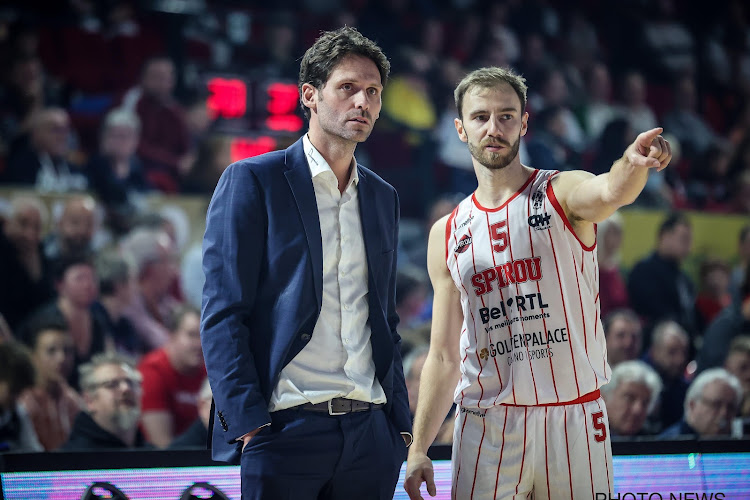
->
xmin=591 ymin=411 xmax=607 ymax=442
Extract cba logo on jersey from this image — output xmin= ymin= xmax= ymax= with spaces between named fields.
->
xmin=528 ymin=212 xmax=551 ymax=230
xmin=454 ymin=234 xmax=472 ymax=254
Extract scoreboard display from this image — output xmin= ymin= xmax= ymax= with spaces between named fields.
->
xmin=203 ymin=75 xmax=304 ymax=161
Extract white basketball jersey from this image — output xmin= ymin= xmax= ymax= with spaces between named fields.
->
xmin=446 ymin=169 xmax=611 ymax=407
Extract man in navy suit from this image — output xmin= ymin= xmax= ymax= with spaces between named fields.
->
xmin=201 ymin=27 xmax=412 ymax=500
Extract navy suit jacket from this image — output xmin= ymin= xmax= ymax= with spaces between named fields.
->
xmin=201 ymin=137 xmax=412 ymax=463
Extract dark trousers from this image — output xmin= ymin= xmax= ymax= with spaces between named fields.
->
xmin=240 ymin=406 xmax=407 ymax=500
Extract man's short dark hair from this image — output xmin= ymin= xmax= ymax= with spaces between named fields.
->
xmin=20 ymin=312 xmax=69 ymax=350
xmin=298 ymin=26 xmax=390 ymax=120
xmin=52 ymin=253 xmax=94 ymax=283
xmin=657 ymin=212 xmax=690 ymax=239
xmin=602 ymin=308 xmax=641 ymax=337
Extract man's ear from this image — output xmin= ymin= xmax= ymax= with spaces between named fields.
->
xmin=454 ymin=118 xmax=468 ymax=143
xmin=301 ymin=83 xmax=317 ymax=114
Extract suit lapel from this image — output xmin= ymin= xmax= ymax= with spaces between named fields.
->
xmin=284 ymin=139 xmax=323 ymax=309
xmin=357 ymin=168 xmax=381 ymax=295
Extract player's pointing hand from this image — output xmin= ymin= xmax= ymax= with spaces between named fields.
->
xmin=626 ymin=127 xmax=672 ymax=172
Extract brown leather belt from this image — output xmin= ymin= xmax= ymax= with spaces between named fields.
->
xmin=298 ymin=398 xmax=385 ymax=415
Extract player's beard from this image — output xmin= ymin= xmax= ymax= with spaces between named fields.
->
xmin=467 ymin=135 xmax=520 ymax=170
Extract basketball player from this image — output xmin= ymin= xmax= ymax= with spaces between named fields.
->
xmin=403 ymin=67 xmax=672 ymax=500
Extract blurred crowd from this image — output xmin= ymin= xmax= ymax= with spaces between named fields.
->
xmin=1 ymin=0 xmax=750 ymax=453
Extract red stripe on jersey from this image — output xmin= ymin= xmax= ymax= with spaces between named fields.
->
xmin=571 ymin=245 xmax=599 ymax=387
xmin=494 ymin=407 xmax=508 ymax=498
xmin=582 ymin=404 xmax=596 ymax=500
xmin=547 ymin=215 xmax=582 ymax=398
xmin=545 ymin=178 xmax=596 ymax=251
xmin=483 ymin=211 xmax=506 ymax=401
xmin=470 ymin=416 xmax=487 ymax=500
xmin=515 ymin=407 xmax=528 ymax=496
xmin=451 ymin=208 xmax=473 ymax=408
xmin=466 ymin=210 xmax=486 ymax=408
xmin=527 ymin=179 xmax=559 ymax=402
xmin=564 ymin=408 xmax=575 ymax=499
xmin=472 ymin=170 xmax=539 ymax=212
xmin=445 ymin=207 xmax=458 ymax=262
xmin=508 ymin=201 xmax=540 ymax=404
xmin=598 ymin=400 xmax=613 ymax=492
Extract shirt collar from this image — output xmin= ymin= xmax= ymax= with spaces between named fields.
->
xmin=302 ymin=134 xmax=359 ymax=186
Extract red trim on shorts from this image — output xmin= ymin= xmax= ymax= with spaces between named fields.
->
xmin=545 ymin=177 xmax=596 ymax=251
xmin=472 ymin=170 xmax=539 ymax=212
xmin=500 ymin=389 xmax=600 ymax=407
xmin=494 ymin=407 xmax=508 ymax=497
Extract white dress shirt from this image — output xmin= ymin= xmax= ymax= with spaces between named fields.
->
xmin=268 ymin=135 xmax=387 ymax=412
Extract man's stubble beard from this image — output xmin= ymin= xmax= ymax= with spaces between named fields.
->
xmin=467 ymin=135 xmax=521 ymax=170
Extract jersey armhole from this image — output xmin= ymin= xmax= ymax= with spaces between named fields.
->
xmin=445 ymin=207 xmax=458 ymax=263
xmin=546 ymin=175 xmax=597 ymax=252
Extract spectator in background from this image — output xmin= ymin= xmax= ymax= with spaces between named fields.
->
xmin=403 ymin=345 xmax=429 ymax=418
xmin=168 ymin=377 xmax=212 ymax=449
xmin=525 ymin=105 xmax=579 ymax=172
xmin=43 ymin=194 xmax=98 ymax=266
xmin=527 ymin=67 xmax=587 ymax=152
xmin=730 ymin=224 xmax=750 ymax=298
xmin=601 ymin=360 xmax=662 ymax=437
xmin=120 ymin=227 xmax=181 ymax=350
xmin=18 ymin=315 xmax=83 ymax=450
xmin=395 ymin=266 xmax=430 ymax=331
xmin=724 ymin=336 xmax=750 ymax=419
xmin=685 ymin=140 xmax=734 ymax=211
xmin=129 ymin=57 xmax=190 ymax=193
xmin=137 ymin=305 xmax=205 ymax=448
xmin=695 ymin=257 xmax=733 ymax=331
xmin=660 ymin=368 xmax=742 ymax=439
xmin=597 ymin=212 xmax=630 ymax=317
xmin=616 ymin=70 xmax=657 ymax=133
xmin=591 ymin=117 xmax=635 ymax=175
xmin=61 ymin=352 xmax=150 ymax=450
xmin=578 ymin=62 xmax=619 ymax=142
xmin=27 ymin=254 xmax=105 ymax=390
xmin=0 ymin=340 xmax=42 ymax=452
xmin=181 ymin=134 xmax=232 ymax=195
xmin=662 ymin=75 xmax=717 ymax=158
xmin=91 ymin=250 xmax=143 ymax=358
xmin=644 ymin=320 xmax=691 ymax=432
xmin=627 ymin=212 xmax=696 ymax=340
xmin=86 ymin=107 xmax=150 ymax=213
xmin=603 ymin=308 xmax=643 ymax=367
xmin=2 ymin=107 xmax=87 ymax=192
xmin=0 ymin=196 xmax=54 ymax=331
xmin=698 ymin=265 xmax=750 ymax=372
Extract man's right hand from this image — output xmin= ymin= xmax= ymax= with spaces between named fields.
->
xmin=239 ymin=426 xmax=263 ymax=451
xmin=403 ymin=451 xmax=437 ymax=500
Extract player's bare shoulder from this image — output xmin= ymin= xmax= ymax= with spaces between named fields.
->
xmin=427 ymin=214 xmax=454 ymax=281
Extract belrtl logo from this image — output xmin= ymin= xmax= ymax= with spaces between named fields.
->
xmin=454 ymin=234 xmax=472 ymax=254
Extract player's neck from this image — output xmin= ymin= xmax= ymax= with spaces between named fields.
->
xmin=473 ymin=161 xmax=534 ymax=208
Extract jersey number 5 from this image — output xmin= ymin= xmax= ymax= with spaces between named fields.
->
xmin=592 ymin=411 xmax=607 ymax=442
xmin=490 ymin=221 xmax=508 ymax=253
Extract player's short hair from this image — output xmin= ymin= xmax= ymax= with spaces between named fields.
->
xmin=298 ymin=26 xmax=390 ymax=120
xmin=454 ymin=66 xmax=528 ymax=120
xmin=602 ymin=360 xmax=663 ymax=413
xmin=684 ymin=368 xmax=742 ymax=415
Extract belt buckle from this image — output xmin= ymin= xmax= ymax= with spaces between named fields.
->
xmin=328 ymin=399 xmax=348 ymax=416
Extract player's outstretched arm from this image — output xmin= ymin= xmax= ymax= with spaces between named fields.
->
xmin=404 ymin=215 xmax=464 ymax=500
xmin=555 ymin=127 xmax=672 ymax=224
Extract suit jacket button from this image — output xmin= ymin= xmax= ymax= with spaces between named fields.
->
xmin=300 ymin=333 xmax=311 ymax=341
